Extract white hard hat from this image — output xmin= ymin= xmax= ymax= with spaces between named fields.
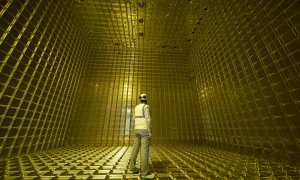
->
xmin=139 ymin=94 xmax=147 ymax=101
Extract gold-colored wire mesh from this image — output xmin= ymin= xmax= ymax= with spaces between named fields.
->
xmin=0 ymin=146 xmax=299 ymax=179
xmin=190 ymin=0 xmax=300 ymax=162
xmin=0 ymin=0 xmax=299 ymax=168
xmin=0 ymin=0 xmax=88 ymax=158
xmin=68 ymin=49 xmax=201 ymax=146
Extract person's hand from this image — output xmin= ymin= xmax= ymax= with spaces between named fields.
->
xmin=148 ymin=132 xmax=152 ymax=138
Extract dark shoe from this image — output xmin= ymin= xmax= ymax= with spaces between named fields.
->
xmin=142 ymin=173 xmax=155 ymax=179
xmin=129 ymin=168 xmax=139 ymax=174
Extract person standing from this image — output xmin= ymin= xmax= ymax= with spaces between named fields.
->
xmin=129 ymin=94 xmax=155 ymax=179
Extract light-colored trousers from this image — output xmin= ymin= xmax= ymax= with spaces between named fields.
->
xmin=130 ymin=129 xmax=151 ymax=176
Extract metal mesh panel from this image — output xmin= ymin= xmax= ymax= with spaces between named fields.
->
xmin=0 ymin=0 xmax=88 ymax=158
xmin=70 ymin=0 xmax=206 ymax=51
xmin=0 ymin=146 xmax=299 ymax=179
xmin=0 ymin=0 xmax=299 ymax=168
xmin=190 ymin=0 xmax=300 ymax=162
xmin=68 ymin=49 xmax=201 ymax=146
xmin=66 ymin=0 xmax=204 ymax=146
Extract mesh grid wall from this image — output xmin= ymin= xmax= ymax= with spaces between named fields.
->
xmin=190 ymin=0 xmax=300 ymax=162
xmin=0 ymin=0 xmax=88 ymax=158
xmin=67 ymin=49 xmax=202 ymax=146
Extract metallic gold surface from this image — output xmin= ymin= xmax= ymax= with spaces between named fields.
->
xmin=0 ymin=0 xmax=299 ymax=167
xmin=0 ymin=0 xmax=88 ymax=158
xmin=189 ymin=0 xmax=300 ymax=163
xmin=0 ymin=146 xmax=299 ymax=179
xmin=68 ymin=49 xmax=200 ymax=146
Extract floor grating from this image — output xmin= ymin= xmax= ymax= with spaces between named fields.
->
xmin=0 ymin=145 xmax=299 ymax=179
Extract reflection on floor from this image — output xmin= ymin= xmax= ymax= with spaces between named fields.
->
xmin=0 ymin=145 xmax=299 ymax=179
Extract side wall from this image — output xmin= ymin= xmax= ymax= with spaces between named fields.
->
xmin=190 ymin=0 xmax=300 ymax=162
xmin=0 ymin=0 xmax=88 ymax=158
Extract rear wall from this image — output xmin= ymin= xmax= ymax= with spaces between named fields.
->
xmin=67 ymin=48 xmax=202 ymax=146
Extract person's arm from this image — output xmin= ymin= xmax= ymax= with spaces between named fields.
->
xmin=132 ymin=108 xmax=135 ymax=123
xmin=144 ymin=105 xmax=152 ymax=137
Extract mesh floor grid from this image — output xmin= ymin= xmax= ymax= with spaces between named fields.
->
xmin=0 ymin=146 xmax=299 ymax=179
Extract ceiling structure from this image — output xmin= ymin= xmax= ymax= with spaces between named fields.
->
xmin=71 ymin=0 xmax=208 ymax=51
